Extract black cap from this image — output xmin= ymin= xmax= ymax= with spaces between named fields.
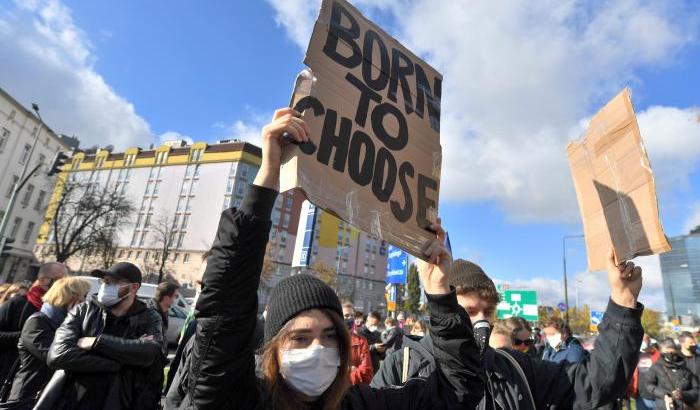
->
xmin=264 ymin=274 xmax=342 ymax=342
xmin=91 ymin=262 xmax=142 ymax=284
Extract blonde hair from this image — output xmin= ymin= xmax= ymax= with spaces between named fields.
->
xmin=42 ymin=277 xmax=91 ymax=310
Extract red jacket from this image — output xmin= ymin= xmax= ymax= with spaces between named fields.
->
xmin=630 ymin=348 xmax=660 ymax=397
xmin=349 ymin=333 xmax=373 ymax=385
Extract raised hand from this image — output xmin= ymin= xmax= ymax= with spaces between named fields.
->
xmin=253 ymin=108 xmax=310 ymax=190
xmin=416 ymin=218 xmax=452 ymax=295
xmin=607 ymin=248 xmax=643 ymax=308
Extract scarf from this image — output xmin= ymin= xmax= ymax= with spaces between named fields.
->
xmin=40 ymin=303 xmax=67 ymax=328
xmin=26 ymin=285 xmax=46 ymax=310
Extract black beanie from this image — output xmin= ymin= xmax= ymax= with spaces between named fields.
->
xmin=449 ymin=259 xmax=497 ymax=296
xmin=264 ymin=274 xmax=342 ymax=342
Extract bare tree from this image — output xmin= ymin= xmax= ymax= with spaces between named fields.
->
xmin=45 ymin=179 xmax=134 ymax=263
xmin=150 ymin=214 xmax=178 ymax=283
xmin=94 ymin=225 xmax=119 ymax=270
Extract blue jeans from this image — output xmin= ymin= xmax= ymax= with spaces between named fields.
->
xmin=635 ymin=398 xmax=656 ymax=410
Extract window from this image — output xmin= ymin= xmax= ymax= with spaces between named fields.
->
xmin=176 ymin=198 xmax=185 ymax=212
xmin=6 ymin=175 xmax=18 ymax=198
xmin=0 ymin=128 xmax=9 ymax=152
xmin=153 ymin=181 xmax=160 ymax=196
xmin=21 ymin=184 xmax=34 ymax=206
xmin=156 ymin=151 xmax=168 ymax=164
xmin=229 ymin=163 xmax=237 ymax=176
xmin=193 ymin=164 xmax=200 ymax=178
xmin=177 ymin=232 xmax=185 ymax=248
xmin=127 ymin=251 xmax=133 ymax=259
xmin=131 ymin=230 xmax=139 ymax=246
xmin=283 ymin=213 xmax=290 ymax=229
xmin=172 ymin=214 xmax=180 ymax=230
xmin=148 ymin=167 xmax=156 ymax=179
xmin=19 ymin=144 xmax=31 ymax=165
xmin=240 ymin=164 xmax=249 ymax=179
xmin=236 ymin=183 xmax=245 ymax=197
xmin=144 ymin=251 xmax=150 ymax=260
xmin=180 ymin=180 xmax=190 ymax=196
xmin=124 ymin=154 xmax=136 ymax=167
xmin=144 ymin=214 xmax=152 ymax=229
xmin=34 ymin=190 xmax=46 ymax=211
xmin=190 ymin=148 xmax=203 ymax=162
xmin=226 ymin=179 xmax=234 ymax=194
xmin=185 ymin=165 xmax=193 ymax=178
xmin=183 ymin=253 xmax=190 ymax=263
xmin=37 ymin=154 xmax=45 ymax=171
xmin=286 ymin=196 xmax=293 ymax=210
xmin=181 ymin=214 xmax=190 ymax=230
xmin=139 ymin=230 xmax=148 ymax=247
xmin=95 ymin=156 xmax=105 ymax=168
xmin=145 ymin=181 xmax=152 ymax=196
xmin=10 ymin=217 xmax=22 ymax=238
xmin=232 ymin=197 xmax=242 ymax=208
xmin=189 ymin=179 xmax=198 ymax=196
xmin=222 ymin=197 xmax=230 ymax=211
xmin=135 ymin=251 xmax=141 ymax=260
xmin=21 ymin=222 xmax=35 ymax=244
xmin=172 ymin=253 xmax=179 ymax=262
xmin=185 ymin=199 xmax=192 ymax=212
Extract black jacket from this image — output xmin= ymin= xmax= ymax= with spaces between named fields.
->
xmin=175 ymin=184 xmax=484 ymax=409
xmin=145 ymin=298 xmax=169 ymax=355
xmin=4 ymin=312 xmax=58 ymax=408
xmin=373 ymin=299 xmax=644 ymax=409
xmin=45 ymin=298 xmax=163 ymax=409
xmin=644 ymin=355 xmax=698 ymax=409
xmin=0 ymin=295 xmax=38 ymax=386
xmin=684 ymin=352 xmax=699 ymax=381
xmin=358 ymin=325 xmax=383 ymax=373
xmin=371 ymin=333 xmax=435 ymax=388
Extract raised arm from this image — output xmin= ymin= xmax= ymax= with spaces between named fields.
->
xmin=181 ymin=108 xmax=309 ymax=409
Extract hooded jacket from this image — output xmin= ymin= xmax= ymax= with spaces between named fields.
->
xmin=644 ymin=354 xmax=698 ymax=409
xmin=372 ymin=300 xmax=644 ymax=409
xmin=174 ymin=184 xmax=484 ymax=409
xmin=45 ymin=297 xmax=163 ymax=409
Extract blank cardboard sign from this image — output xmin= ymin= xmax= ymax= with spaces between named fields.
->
xmin=567 ymin=88 xmax=671 ymax=271
xmin=280 ymin=0 xmax=443 ymax=258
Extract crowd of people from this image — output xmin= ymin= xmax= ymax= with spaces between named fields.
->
xmin=0 ymin=109 xmax=695 ymax=409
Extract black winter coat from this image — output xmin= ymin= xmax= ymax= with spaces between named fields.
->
xmin=373 ymin=299 xmax=644 ymax=410
xmin=45 ymin=298 xmax=163 ymax=409
xmin=0 ymin=295 xmax=38 ymax=387
xmin=4 ymin=312 xmax=58 ymax=409
xmin=645 ymin=356 xmax=698 ymax=409
xmin=358 ymin=325 xmax=383 ymax=373
xmin=175 ymin=185 xmax=484 ymax=409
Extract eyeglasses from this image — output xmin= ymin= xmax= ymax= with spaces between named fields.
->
xmin=514 ymin=338 xmax=535 ymax=346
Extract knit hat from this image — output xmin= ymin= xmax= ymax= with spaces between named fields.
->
xmin=449 ymin=259 xmax=497 ymax=297
xmin=264 ymin=274 xmax=343 ymax=342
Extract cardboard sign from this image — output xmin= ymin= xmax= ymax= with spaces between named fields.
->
xmin=567 ymin=88 xmax=671 ymax=271
xmin=280 ymin=0 xmax=443 ymax=258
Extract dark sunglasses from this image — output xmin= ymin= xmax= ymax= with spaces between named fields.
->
xmin=514 ymin=338 xmax=534 ymax=346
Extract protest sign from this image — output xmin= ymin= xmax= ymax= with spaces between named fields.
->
xmin=567 ymin=88 xmax=671 ymax=271
xmin=280 ymin=0 xmax=443 ymax=258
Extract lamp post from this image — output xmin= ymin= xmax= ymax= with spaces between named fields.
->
xmin=0 ymin=103 xmax=45 ymax=281
xmin=562 ymin=234 xmax=584 ymax=326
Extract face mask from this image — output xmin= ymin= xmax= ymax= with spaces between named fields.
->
xmin=662 ymin=352 xmax=678 ymax=363
xmin=345 ymin=318 xmax=354 ymax=330
xmin=473 ymin=320 xmax=492 ymax=356
xmin=367 ymin=325 xmax=378 ymax=333
xmin=640 ymin=341 xmax=648 ymax=352
xmin=97 ymin=283 xmax=129 ymax=307
xmin=547 ymin=333 xmax=562 ymax=349
xmin=280 ymin=345 xmax=340 ymax=398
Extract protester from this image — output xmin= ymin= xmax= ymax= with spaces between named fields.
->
xmin=532 ymin=327 xmax=545 ymax=357
xmin=373 ymin=255 xmax=645 ymax=409
xmin=171 ymin=108 xmax=484 ymax=409
xmin=410 ymin=320 xmax=427 ymax=338
xmin=679 ymin=332 xmax=699 ymax=380
xmin=504 ymin=316 xmax=538 ymax=359
xmin=488 ymin=321 xmax=513 ymax=349
xmin=397 ymin=312 xmax=406 ymax=329
xmin=542 ymin=316 xmax=586 ymax=364
xmin=147 ymin=281 xmax=180 ymax=353
xmin=0 ymin=283 xmax=29 ymax=304
xmin=644 ymin=338 xmax=698 ymax=409
xmin=632 ymin=334 xmax=663 ymax=410
xmin=342 ymin=303 xmax=374 ymax=385
xmin=44 ymin=262 xmax=163 ymax=409
xmin=3 ymin=277 xmax=90 ymax=409
xmin=381 ymin=317 xmax=403 ymax=355
xmin=0 ymin=262 xmax=67 ymax=392
xmin=357 ymin=311 xmax=383 ymax=373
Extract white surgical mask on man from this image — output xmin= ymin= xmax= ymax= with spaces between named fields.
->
xmin=279 ymin=345 xmax=339 ymax=397
xmin=97 ymin=283 xmax=129 ymax=307
xmin=367 ymin=324 xmax=378 ymax=333
xmin=547 ymin=333 xmax=563 ymax=349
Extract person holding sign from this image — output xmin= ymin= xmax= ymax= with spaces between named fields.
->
xmin=373 ymin=251 xmax=645 ymax=409
xmin=174 ymin=108 xmax=483 ymax=409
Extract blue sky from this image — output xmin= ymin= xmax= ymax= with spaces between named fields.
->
xmin=2 ymin=0 xmax=699 ymax=311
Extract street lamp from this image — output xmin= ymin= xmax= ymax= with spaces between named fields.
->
xmin=562 ymin=234 xmax=584 ymax=326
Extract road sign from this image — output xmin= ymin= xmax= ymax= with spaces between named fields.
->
xmin=386 ymin=245 xmax=408 ymax=284
xmin=589 ymin=310 xmax=604 ymax=332
xmin=386 ymin=284 xmax=398 ymax=312
xmin=497 ymin=290 xmax=538 ymax=322
xmin=557 ymin=302 xmax=568 ymax=312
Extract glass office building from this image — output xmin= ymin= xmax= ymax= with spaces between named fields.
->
xmin=659 ymin=233 xmax=700 ymax=320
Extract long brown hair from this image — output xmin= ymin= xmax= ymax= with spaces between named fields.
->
xmin=260 ymin=308 xmax=351 ymax=410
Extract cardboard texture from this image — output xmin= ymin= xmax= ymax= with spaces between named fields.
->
xmin=280 ymin=0 xmax=443 ymax=258
xmin=567 ymin=88 xmax=671 ymax=271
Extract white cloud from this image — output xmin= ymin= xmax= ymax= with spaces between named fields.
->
xmin=684 ymin=202 xmax=700 ymax=234
xmin=0 ymin=0 xmax=154 ymax=149
xmin=159 ymin=131 xmax=193 ymax=145
xmin=498 ymin=254 xmax=666 ymax=312
xmin=266 ymin=0 xmax=699 ymax=222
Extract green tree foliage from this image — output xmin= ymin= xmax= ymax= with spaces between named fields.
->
xmin=641 ymin=308 xmax=662 ymax=338
xmin=403 ymin=264 xmax=421 ymax=315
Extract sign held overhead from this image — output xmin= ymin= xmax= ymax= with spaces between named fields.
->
xmin=280 ymin=0 xmax=443 ymax=258
xmin=566 ymin=88 xmax=671 ymax=271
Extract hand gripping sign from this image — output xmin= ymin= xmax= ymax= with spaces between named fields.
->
xmin=567 ymin=88 xmax=671 ymax=271
xmin=280 ymin=0 xmax=443 ymax=258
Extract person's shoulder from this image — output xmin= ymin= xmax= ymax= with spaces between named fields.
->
xmin=4 ymin=294 xmax=27 ymax=308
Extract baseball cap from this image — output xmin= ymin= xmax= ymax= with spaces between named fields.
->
xmin=91 ymin=262 xmax=142 ymax=284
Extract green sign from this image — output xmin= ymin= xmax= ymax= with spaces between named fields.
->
xmin=496 ymin=290 xmax=538 ymax=322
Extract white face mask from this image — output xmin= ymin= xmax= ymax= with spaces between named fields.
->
xmin=97 ymin=283 xmax=129 ymax=307
xmin=280 ymin=345 xmax=339 ymax=398
xmin=367 ymin=325 xmax=378 ymax=333
xmin=640 ymin=340 xmax=649 ymax=352
xmin=547 ymin=333 xmax=562 ymax=349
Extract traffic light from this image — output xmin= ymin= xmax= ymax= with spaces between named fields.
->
xmin=48 ymin=151 xmax=69 ymax=176
xmin=1 ymin=238 xmax=14 ymax=256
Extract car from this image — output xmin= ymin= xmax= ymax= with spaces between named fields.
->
xmin=75 ymin=276 xmax=189 ymax=346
